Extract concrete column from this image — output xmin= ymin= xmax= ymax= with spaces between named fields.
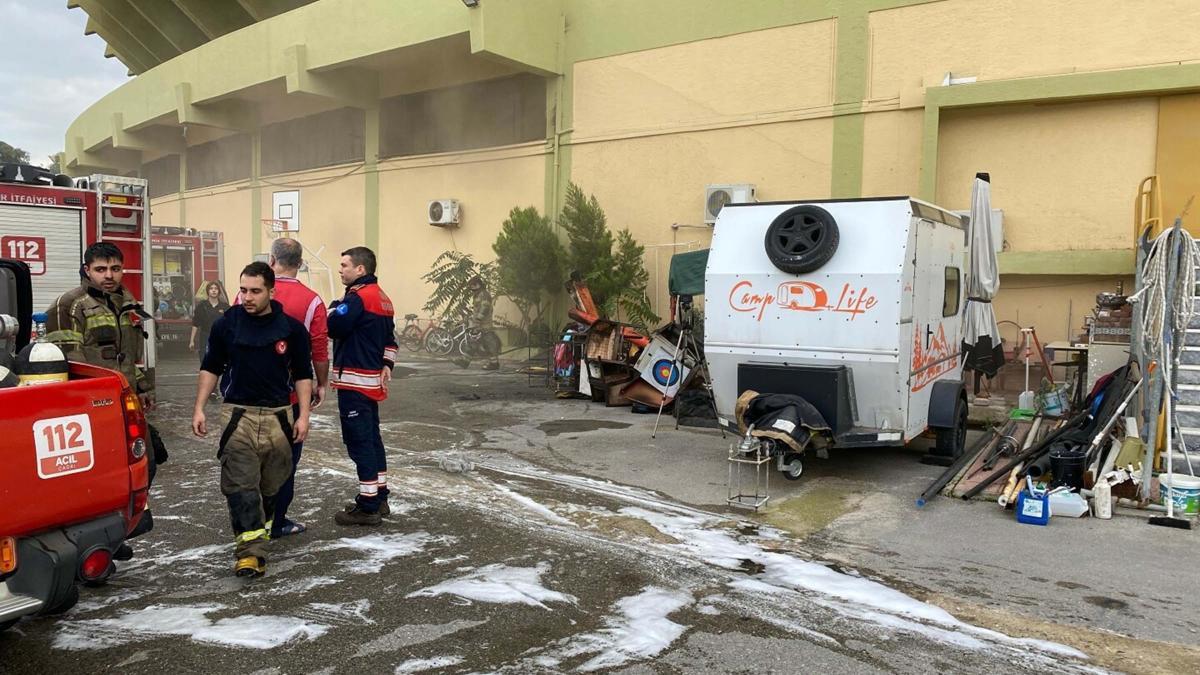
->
xmin=178 ymin=148 xmax=188 ymax=228
xmin=250 ymin=131 xmax=262 ymax=256
xmin=364 ymin=104 xmax=380 ymax=252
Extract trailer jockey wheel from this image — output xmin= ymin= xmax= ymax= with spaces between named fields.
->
xmin=933 ymin=396 xmax=968 ymax=458
xmin=779 ymin=452 xmax=804 ymax=481
xmin=764 ymin=205 xmax=840 ymax=274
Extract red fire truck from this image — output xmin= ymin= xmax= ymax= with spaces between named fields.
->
xmin=0 ymin=171 xmax=156 ymax=370
xmin=151 ymin=227 xmax=224 ymax=350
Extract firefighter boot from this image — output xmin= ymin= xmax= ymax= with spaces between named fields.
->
xmin=335 ymin=506 xmax=382 ymax=526
xmin=235 ymin=556 xmax=266 ymax=578
xmin=343 ymin=500 xmax=390 ymax=517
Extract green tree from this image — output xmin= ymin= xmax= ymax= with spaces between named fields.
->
xmin=46 ymin=152 xmax=65 ymax=174
xmin=421 ymin=251 xmax=497 ymax=320
xmin=492 ymin=206 xmax=565 ymax=330
xmin=560 ymin=184 xmax=613 ymax=282
xmin=0 ymin=141 xmax=30 ymax=164
xmin=604 ymin=229 xmax=657 ymax=330
xmin=558 ymin=183 xmax=659 ymax=330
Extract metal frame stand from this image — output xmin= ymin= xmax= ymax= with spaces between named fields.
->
xmin=727 ymin=428 xmax=771 ymax=510
xmin=651 ymin=319 xmax=725 ymax=439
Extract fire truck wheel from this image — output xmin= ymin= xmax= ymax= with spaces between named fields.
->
xmin=933 ymin=396 xmax=968 ymax=458
xmin=764 ymin=205 xmax=840 ymax=275
xmin=779 ymin=452 xmax=804 ymax=480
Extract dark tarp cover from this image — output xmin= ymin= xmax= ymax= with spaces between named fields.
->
xmin=668 ymin=249 xmax=709 ymax=296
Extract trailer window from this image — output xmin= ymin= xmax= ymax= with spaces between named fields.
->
xmin=943 ymin=267 xmax=961 ymax=316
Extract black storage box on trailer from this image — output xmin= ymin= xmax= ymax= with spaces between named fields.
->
xmin=736 ymin=363 xmax=857 ymax=434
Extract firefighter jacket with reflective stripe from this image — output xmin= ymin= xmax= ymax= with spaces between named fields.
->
xmin=328 ymin=274 xmax=397 ymax=401
xmin=45 ymin=281 xmax=152 ymax=396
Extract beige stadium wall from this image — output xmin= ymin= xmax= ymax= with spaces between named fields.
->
xmin=255 ymin=169 xmax=367 ymax=305
xmin=151 ymin=164 xmax=366 ymax=303
xmin=867 ymin=0 xmax=1200 ymax=102
xmin=935 ymin=98 xmax=1157 ymax=342
xmin=151 ymin=186 xmax=254 ymax=295
xmin=376 ymin=144 xmax=548 ymax=320
xmin=569 ymin=21 xmax=837 ymax=318
xmin=860 ymin=0 xmax=1198 ymax=343
xmin=992 ymin=275 xmax=1135 ymax=349
xmin=860 ymin=109 xmax=923 ymax=198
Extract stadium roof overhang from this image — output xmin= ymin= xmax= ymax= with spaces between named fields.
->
xmin=66 ymin=0 xmax=561 ymax=172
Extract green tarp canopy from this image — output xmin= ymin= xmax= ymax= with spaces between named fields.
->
xmin=668 ymin=249 xmax=710 ymax=296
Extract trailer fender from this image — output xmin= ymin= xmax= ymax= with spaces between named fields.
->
xmin=928 ymin=379 xmax=966 ymax=429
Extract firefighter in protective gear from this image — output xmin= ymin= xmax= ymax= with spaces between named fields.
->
xmin=45 ymin=242 xmax=155 ymax=403
xmin=467 ymin=275 xmax=499 ymax=371
xmin=193 ymin=262 xmax=313 ymax=577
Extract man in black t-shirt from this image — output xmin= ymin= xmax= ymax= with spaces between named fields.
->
xmin=192 ymin=262 xmax=313 ymax=578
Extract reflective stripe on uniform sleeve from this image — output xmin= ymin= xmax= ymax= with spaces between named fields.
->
xmin=44 ymin=329 xmax=84 ymax=344
xmin=84 ymin=314 xmax=118 ymax=330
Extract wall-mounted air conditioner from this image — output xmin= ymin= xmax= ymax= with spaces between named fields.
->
xmin=705 ymin=184 xmax=756 ymax=224
xmin=428 ymin=199 xmax=460 ymax=227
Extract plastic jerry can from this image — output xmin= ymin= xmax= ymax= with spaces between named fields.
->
xmin=1016 ymin=479 xmax=1050 ymax=526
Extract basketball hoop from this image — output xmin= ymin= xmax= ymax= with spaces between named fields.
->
xmin=261 ymin=218 xmax=297 ymax=239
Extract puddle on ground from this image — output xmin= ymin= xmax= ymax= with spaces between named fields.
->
xmin=1084 ymin=596 xmax=1129 ymax=610
xmin=758 ymin=485 xmax=860 ymax=538
xmin=538 ymin=420 xmax=631 ymax=436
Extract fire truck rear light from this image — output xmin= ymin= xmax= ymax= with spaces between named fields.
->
xmin=79 ymin=548 xmax=112 ymax=582
xmin=130 ymin=438 xmax=146 ymax=460
xmin=1 ymin=537 xmax=16 ymax=574
xmin=132 ymin=488 xmax=148 ymax=515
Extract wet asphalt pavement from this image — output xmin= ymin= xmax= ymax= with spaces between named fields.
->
xmin=0 ymin=356 xmax=1100 ymax=674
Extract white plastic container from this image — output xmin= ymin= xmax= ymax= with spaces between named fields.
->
xmin=1092 ymin=476 xmax=1112 ymax=519
xmin=1049 ymin=490 xmax=1088 ymax=518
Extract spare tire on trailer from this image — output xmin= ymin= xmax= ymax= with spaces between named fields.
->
xmin=763 ymin=205 xmax=840 ymax=274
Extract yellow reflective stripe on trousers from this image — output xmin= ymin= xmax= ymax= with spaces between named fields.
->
xmin=44 ymin=329 xmax=84 ymax=343
xmin=235 ymin=528 xmax=268 ymax=543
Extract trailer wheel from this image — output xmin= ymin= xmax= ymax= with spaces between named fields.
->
xmin=764 ymin=205 xmax=840 ymax=274
xmin=934 ymin=396 xmax=968 ymax=458
xmin=779 ymin=452 xmax=804 ymax=480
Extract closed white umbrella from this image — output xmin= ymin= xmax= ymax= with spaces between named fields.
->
xmin=962 ymin=173 xmax=1005 ymax=389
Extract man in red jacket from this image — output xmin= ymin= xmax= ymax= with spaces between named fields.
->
xmin=264 ymin=237 xmax=329 ymax=538
xmin=327 ymin=246 xmax=397 ymax=526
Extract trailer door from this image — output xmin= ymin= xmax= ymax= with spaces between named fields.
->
xmin=907 ymin=218 xmax=964 ymax=438
xmin=0 ymin=203 xmax=84 ymax=313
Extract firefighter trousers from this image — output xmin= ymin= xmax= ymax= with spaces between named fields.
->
xmin=218 ymin=404 xmax=294 ymax=561
xmin=337 ymin=389 xmax=388 ymax=512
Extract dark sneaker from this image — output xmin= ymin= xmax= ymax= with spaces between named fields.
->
xmin=235 ymin=556 xmax=266 ymax=577
xmin=481 ymin=361 xmax=499 ymax=371
xmin=335 ymin=506 xmax=382 ymax=526
xmin=113 ymin=543 xmax=134 ymax=561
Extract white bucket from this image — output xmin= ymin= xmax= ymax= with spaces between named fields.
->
xmin=1159 ymin=473 xmax=1200 ymax=516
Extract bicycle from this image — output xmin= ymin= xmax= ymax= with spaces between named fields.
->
xmin=423 ymin=312 xmax=501 ymax=365
xmin=397 ymin=313 xmax=439 ymax=352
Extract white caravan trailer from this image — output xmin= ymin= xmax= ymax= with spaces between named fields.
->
xmin=705 ymin=197 xmax=970 ymax=477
